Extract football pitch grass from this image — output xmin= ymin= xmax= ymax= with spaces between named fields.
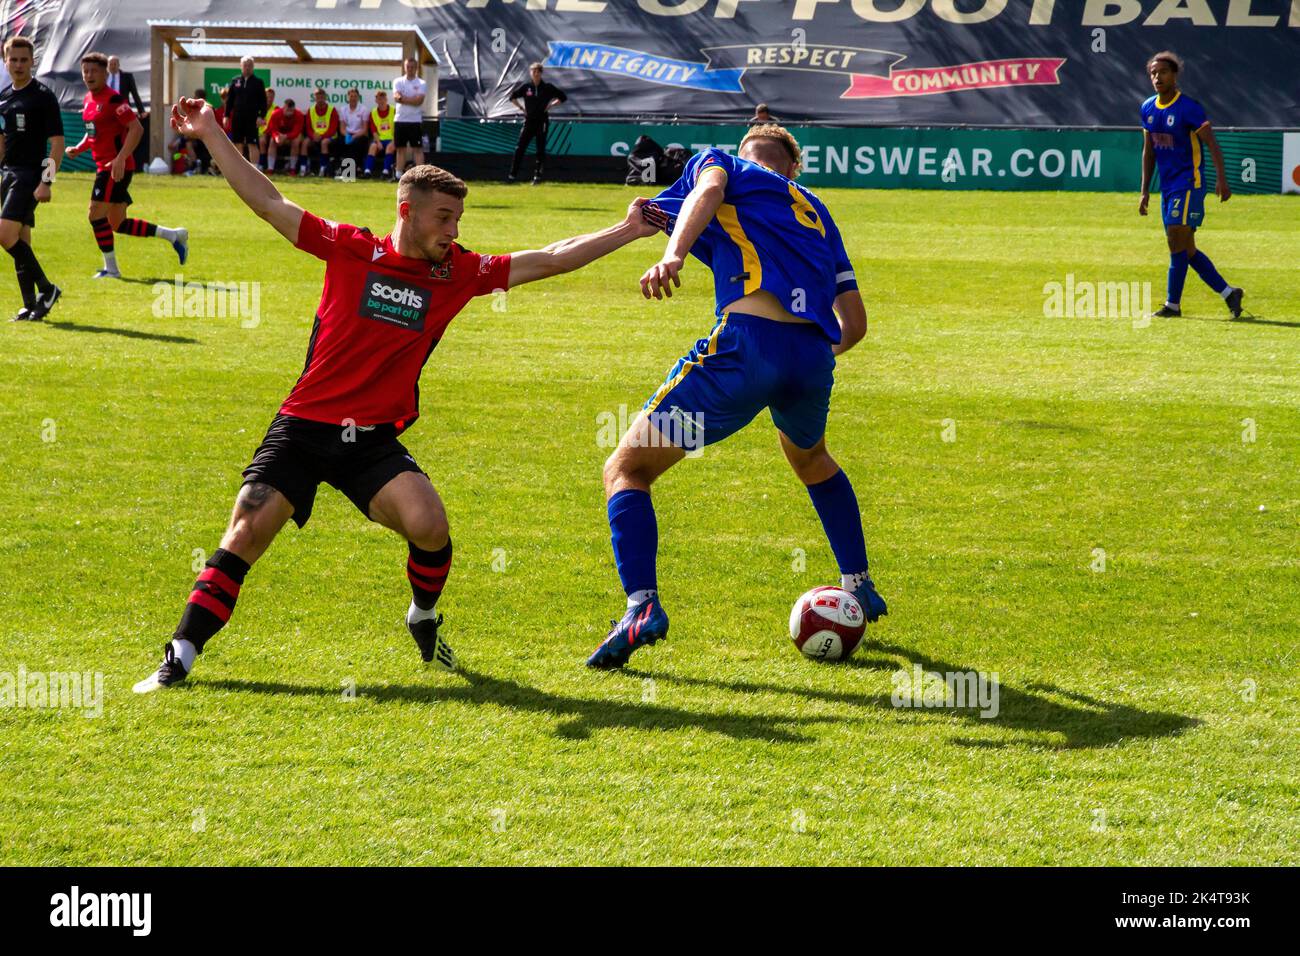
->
xmin=1 ymin=173 xmax=1296 ymax=866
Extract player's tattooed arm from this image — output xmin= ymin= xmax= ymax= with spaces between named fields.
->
xmin=832 ymin=290 xmax=867 ymax=356
xmin=1196 ymin=123 xmax=1231 ymax=202
xmin=1138 ymin=130 xmax=1154 ymax=216
xmin=506 ymin=197 xmax=659 ymax=288
xmin=171 ymin=96 xmax=304 ymax=242
xmin=641 ymin=165 xmax=726 ymax=300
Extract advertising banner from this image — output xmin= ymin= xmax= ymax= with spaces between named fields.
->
xmin=20 ymin=1 xmax=1300 ymax=129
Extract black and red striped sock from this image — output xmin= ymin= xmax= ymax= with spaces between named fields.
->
xmin=90 ymin=218 xmax=115 ymax=253
xmin=116 ymin=218 xmax=158 ymax=238
xmin=407 ymin=540 xmax=451 ymax=610
xmin=174 ymin=548 xmax=251 ymax=652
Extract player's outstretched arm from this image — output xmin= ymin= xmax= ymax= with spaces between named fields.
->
xmin=832 ymin=290 xmax=867 ymax=356
xmin=1197 ymin=123 xmax=1231 ymax=201
xmin=171 ymin=96 xmax=304 ymax=242
xmin=1138 ymin=131 xmax=1154 ymax=216
xmin=640 ymin=165 xmax=726 ymax=300
xmin=505 ymin=197 xmax=659 ymax=288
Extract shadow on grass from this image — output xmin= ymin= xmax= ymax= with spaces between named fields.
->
xmin=113 ymin=276 xmax=178 ymax=286
xmin=1187 ymin=313 xmax=1300 ymax=330
xmin=47 ymin=320 xmax=198 ymax=344
xmin=203 ymin=670 xmax=844 ymax=743
xmin=629 ymin=641 xmax=1200 ymax=750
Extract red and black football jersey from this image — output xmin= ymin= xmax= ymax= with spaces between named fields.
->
xmin=81 ymin=87 xmax=137 ymax=172
xmin=280 ymin=211 xmax=511 ymax=428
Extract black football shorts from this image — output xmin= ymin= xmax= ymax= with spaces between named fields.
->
xmin=393 ymin=122 xmax=423 ymax=149
xmin=91 ymin=168 xmax=133 ymax=205
xmin=0 ymin=166 xmax=41 ymax=226
xmin=241 ymin=413 xmax=425 ymax=528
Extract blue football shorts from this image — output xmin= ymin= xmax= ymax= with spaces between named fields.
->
xmin=641 ymin=312 xmax=836 ymax=452
xmin=1161 ymin=187 xmax=1205 ymax=228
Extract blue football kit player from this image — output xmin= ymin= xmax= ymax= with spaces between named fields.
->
xmin=588 ymin=124 xmax=887 ymax=669
xmin=1139 ymin=52 xmax=1243 ymax=319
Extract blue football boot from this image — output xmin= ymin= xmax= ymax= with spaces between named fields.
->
xmin=587 ymin=595 xmax=669 ymax=670
xmin=852 ymin=576 xmax=889 ymax=623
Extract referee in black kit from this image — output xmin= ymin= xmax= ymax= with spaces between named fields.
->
xmin=507 ymin=62 xmax=566 ymax=185
xmin=0 ymin=35 xmax=63 ymax=322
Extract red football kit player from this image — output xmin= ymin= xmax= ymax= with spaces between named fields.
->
xmin=135 ymin=94 xmax=659 ymax=692
xmin=266 ymin=100 xmax=308 ymax=175
xmin=65 ymin=52 xmax=187 ymax=278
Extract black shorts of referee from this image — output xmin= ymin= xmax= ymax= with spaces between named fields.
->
xmin=0 ymin=166 xmax=41 ymax=227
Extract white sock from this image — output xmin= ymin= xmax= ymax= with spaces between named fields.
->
xmin=1220 ymin=285 xmax=1236 ymax=301
xmin=102 ymin=251 xmax=118 ymax=272
xmin=156 ymin=225 xmax=179 ymax=243
xmin=627 ymin=589 xmax=657 ymax=609
xmin=170 ymin=638 xmax=197 ymax=672
xmin=841 ymin=571 xmax=869 ymax=592
xmin=1164 ymin=300 xmax=1180 ymax=310
xmin=407 ymin=600 xmax=438 ymax=624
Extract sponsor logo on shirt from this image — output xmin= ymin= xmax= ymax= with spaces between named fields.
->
xmin=359 ymin=270 xmax=430 ymax=330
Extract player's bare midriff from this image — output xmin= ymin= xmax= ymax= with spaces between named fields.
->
xmin=723 ymin=289 xmax=815 ymax=325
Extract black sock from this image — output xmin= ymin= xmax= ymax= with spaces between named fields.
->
xmin=6 ymin=239 xmax=48 ymax=307
xmin=407 ymin=540 xmax=451 ymax=611
xmin=174 ymin=548 xmax=251 ymax=653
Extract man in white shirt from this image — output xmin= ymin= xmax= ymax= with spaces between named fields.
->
xmin=337 ymin=87 xmax=369 ymax=174
xmin=392 ymin=58 xmax=427 ymax=174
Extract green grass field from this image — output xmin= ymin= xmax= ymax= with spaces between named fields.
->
xmin=1 ymin=172 xmax=1296 ymax=865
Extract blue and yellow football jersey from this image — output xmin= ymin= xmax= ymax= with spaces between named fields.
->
xmin=647 ymin=147 xmax=857 ymax=343
xmin=1141 ymin=91 xmax=1209 ymax=194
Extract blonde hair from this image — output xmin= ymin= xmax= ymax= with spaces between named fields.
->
xmin=398 ymin=164 xmax=468 ymax=202
xmin=740 ymin=123 xmax=803 ymax=178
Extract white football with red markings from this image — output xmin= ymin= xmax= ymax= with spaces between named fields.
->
xmin=789 ymin=586 xmax=867 ymax=661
